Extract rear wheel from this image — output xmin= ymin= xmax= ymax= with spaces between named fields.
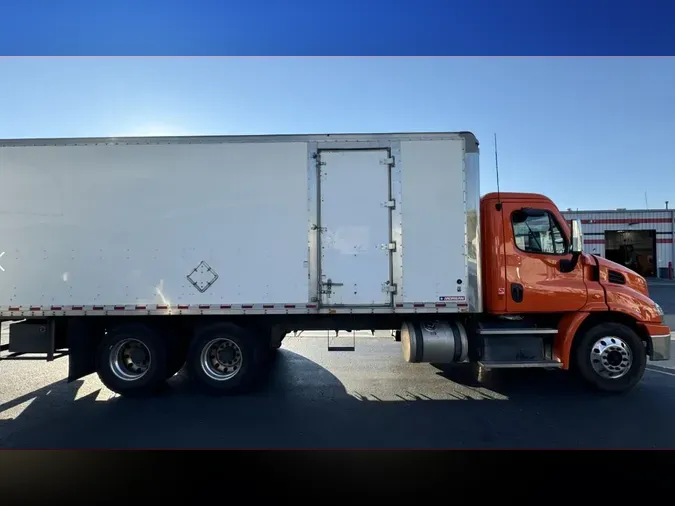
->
xmin=96 ymin=323 xmax=168 ymax=397
xmin=574 ymin=322 xmax=646 ymax=393
xmin=186 ymin=323 xmax=267 ymax=395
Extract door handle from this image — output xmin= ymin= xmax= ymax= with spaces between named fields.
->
xmin=322 ymin=279 xmax=344 ymax=287
xmin=511 ymin=283 xmax=524 ymax=303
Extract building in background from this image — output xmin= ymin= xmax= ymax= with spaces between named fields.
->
xmin=561 ymin=208 xmax=675 ymax=278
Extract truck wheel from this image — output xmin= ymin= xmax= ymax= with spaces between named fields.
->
xmin=96 ymin=324 xmax=168 ymax=397
xmin=186 ymin=323 xmax=266 ymax=395
xmin=574 ymin=322 xmax=646 ymax=394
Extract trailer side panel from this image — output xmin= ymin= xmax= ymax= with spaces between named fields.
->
xmin=399 ymin=139 xmax=468 ymax=306
xmin=0 ymin=141 xmax=310 ymax=310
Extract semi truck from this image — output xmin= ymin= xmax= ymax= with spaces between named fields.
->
xmin=0 ymin=131 xmax=670 ymax=396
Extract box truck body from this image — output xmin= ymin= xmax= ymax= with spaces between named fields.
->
xmin=0 ymin=132 xmax=480 ymax=316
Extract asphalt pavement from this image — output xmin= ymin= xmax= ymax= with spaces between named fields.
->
xmin=2 ymin=320 xmax=675 ymax=448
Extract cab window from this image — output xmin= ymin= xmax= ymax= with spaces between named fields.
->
xmin=512 ymin=210 xmax=567 ymax=255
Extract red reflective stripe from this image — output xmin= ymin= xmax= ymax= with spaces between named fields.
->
xmin=284 ymin=304 xmax=296 ymax=309
xmin=136 ymin=305 xmax=146 ymax=310
xmin=51 ymin=306 xmax=62 ymax=310
xmin=93 ymin=306 xmax=104 ymax=310
xmin=114 ymin=306 xmax=125 ymax=310
xmin=435 ymin=303 xmax=446 ymax=307
xmin=199 ymin=305 xmax=210 ymax=309
xmin=30 ymin=306 xmax=40 ymax=311
xmin=9 ymin=306 xmax=20 ymax=311
xmin=220 ymin=304 xmax=231 ymax=309
xmin=72 ymin=306 xmax=83 ymax=310
xmin=178 ymin=305 xmax=189 ymax=310
xmin=242 ymin=305 xmax=253 ymax=309
xmin=263 ymin=304 xmax=274 ymax=309
xmin=413 ymin=303 xmax=424 ymax=308
xmin=306 ymin=304 xmax=317 ymax=308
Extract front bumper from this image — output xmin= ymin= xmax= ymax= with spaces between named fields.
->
xmin=641 ymin=323 xmax=671 ymax=361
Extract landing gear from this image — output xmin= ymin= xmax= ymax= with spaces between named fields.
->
xmin=574 ymin=322 xmax=646 ymax=393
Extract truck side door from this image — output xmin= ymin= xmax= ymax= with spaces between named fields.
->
xmin=502 ymin=203 xmax=588 ymax=313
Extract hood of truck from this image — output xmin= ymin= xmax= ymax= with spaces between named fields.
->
xmin=592 ymin=254 xmax=665 ymax=323
xmin=592 ymin=255 xmax=649 ymax=296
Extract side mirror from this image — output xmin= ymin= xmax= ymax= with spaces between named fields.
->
xmin=570 ymin=219 xmax=583 ymax=254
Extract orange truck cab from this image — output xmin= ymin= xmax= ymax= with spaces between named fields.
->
xmin=478 ymin=191 xmax=671 ymax=392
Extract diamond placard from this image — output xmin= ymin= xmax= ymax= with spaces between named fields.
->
xmin=186 ymin=261 xmax=219 ymax=293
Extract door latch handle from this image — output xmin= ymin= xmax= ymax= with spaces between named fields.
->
xmin=510 ymin=283 xmax=524 ymax=303
xmin=322 ymin=279 xmax=344 ymax=287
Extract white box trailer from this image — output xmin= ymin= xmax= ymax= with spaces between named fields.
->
xmin=0 ymin=132 xmax=481 ymax=314
xmin=0 ymin=131 xmax=482 ymax=395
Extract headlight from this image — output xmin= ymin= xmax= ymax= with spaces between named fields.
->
xmin=654 ymin=303 xmax=664 ymax=316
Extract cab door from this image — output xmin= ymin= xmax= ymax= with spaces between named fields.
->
xmin=501 ymin=203 xmax=588 ymax=313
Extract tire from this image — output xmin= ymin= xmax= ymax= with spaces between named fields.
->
xmin=186 ymin=322 xmax=267 ymax=395
xmin=165 ymin=336 xmax=188 ymax=379
xmin=165 ymin=345 xmax=187 ymax=378
xmin=96 ymin=323 xmax=168 ymax=397
xmin=573 ymin=322 xmax=647 ymax=394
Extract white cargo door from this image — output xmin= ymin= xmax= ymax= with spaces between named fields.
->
xmin=319 ymin=149 xmax=392 ymax=306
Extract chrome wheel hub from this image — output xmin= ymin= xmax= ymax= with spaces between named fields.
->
xmin=109 ymin=338 xmax=151 ymax=381
xmin=200 ymin=338 xmax=243 ymax=381
xmin=590 ymin=336 xmax=632 ymax=379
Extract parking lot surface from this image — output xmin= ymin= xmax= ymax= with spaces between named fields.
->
xmin=2 ymin=324 xmax=675 ymax=449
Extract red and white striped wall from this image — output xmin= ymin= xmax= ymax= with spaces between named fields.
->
xmin=561 ymin=208 xmax=675 ymax=277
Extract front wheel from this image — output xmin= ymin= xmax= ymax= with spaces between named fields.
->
xmin=574 ymin=322 xmax=646 ymax=394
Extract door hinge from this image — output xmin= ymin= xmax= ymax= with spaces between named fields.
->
xmin=381 ymin=200 xmax=396 ymax=209
xmin=382 ymin=282 xmax=397 ymax=293
xmin=380 ymin=156 xmax=395 ymax=166
xmin=312 ymin=152 xmax=326 ymax=166
xmin=380 ymin=242 xmax=397 ymax=251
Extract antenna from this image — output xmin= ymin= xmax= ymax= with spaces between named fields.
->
xmin=494 ymin=133 xmax=502 ymax=209
xmin=645 ymin=192 xmax=649 ymax=209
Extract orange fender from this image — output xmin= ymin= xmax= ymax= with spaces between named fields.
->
xmin=554 ymin=312 xmax=591 ymax=369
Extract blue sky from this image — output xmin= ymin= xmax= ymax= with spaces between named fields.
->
xmin=1 ymin=57 xmax=673 ymax=211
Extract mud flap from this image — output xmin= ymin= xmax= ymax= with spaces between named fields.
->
xmin=67 ymin=318 xmax=102 ymax=382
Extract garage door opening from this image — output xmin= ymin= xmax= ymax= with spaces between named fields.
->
xmin=604 ymin=230 xmax=656 ymax=277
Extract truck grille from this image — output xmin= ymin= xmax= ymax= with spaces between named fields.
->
xmin=608 ymin=270 xmax=626 ymax=285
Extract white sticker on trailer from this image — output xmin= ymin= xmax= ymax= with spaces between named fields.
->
xmin=439 ymin=296 xmax=466 ymax=301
